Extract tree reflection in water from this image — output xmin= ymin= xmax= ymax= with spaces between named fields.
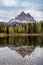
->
xmin=0 ymin=36 xmax=43 ymax=47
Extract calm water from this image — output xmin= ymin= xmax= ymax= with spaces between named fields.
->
xmin=0 ymin=36 xmax=43 ymax=65
xmin=0 ymin=36 xmax=43 ymax=47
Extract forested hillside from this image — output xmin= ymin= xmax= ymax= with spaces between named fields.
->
xmin=0 ymin=22 xmax=43 ymax=34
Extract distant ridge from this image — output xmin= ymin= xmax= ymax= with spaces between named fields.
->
xmin=0 ymin=22 xmax=6 ymax=25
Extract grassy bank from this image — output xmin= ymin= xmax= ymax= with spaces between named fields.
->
xmin=0 ymin=33 xmax=43 ymax=37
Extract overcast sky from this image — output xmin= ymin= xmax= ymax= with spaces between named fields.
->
xmin=0 ymin=0 xmax=43 ymax=22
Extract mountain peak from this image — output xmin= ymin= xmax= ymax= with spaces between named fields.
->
xmin=15 ymin=12 xmax=26 ymax=21
xmin=15 ymin=12 xmax=36 ymax=22
xmin=27 ymin=13 xmax=31 ymax=18
xmin=21 ymin=11 xmax=25 ymax=14
xmin=8 ymin=11 xmax=36 ymax=24
xmin=20 ymin=11 xmax=26 ymax=15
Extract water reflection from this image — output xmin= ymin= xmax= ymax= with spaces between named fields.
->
xmin=18 ymin=47 xmax=43 ymax=65
xmin=0 ymin=36 xmax=43 ymax=47
xmin=0 ymin=47 xmax=43 ymax=65
xmin=0 ymin=36 xmax=43 ymax=65
xmin=0 ymin=47 xmax=23 ymax=65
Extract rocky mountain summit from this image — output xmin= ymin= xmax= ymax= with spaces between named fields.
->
xmin=8 ymin=12 xmax=36 ymax=24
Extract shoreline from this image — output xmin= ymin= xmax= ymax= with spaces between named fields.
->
xmin=0 ymin=33 xmax=43 ymax=37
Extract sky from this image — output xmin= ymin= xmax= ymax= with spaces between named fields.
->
xmin=0 ymin=0 xmax=43 ymax=22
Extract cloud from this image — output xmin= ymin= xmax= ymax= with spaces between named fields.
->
xmin=0 ymin=0 xmax=43 ymax=22
xmin=0 ymin=9 xmax=21 ymax=22
xmin=0 ymin=8 xmax=43 ymax=22
xmin=0 ymin=0 xmax=18 ymax=7
xmin=0 ymin=10 xmax=12 ymax=22
xmin=0 ymin=19 xmax=4 ymax=22
xmin=24 ymin=9 xmax=43 ymax=21
xmin=21 ymin=1 xmax=32 ymax=7
xmin=20 ymin=0 xmax=43 ymax=21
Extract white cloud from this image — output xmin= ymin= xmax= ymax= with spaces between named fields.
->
xmin=0 ymin=10 xmax=13 ymax=22
xmin=21 ymin=0 xmax=39 ymax=8
xmin=20 ymin=0 xmax=43 ymax=21
xmin=0 ymin=19 xmax=4 ymax=22
xmin=24 ymin=9 xmax=43 ymax=21
xmin=0 ymin=9 xmax=43 ymax=22
xmin=0 ymin=10 xmax=20 ymax=22
xmin=0 ymin=0 xmax=18 ymax=7
xmin=21 ymin=1 xmax=32 ymax=7
xmin=0 ymin=0 xmax=43 ymax=22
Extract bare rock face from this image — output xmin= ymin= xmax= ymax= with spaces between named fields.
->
xmin=8 ymin=12 xmax=36 ymax=24
xmin=15 ymin=12 xmax=35 ymax=22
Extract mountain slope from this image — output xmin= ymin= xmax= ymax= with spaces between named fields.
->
xmin=15 ymin=12 xmax=35 ymax=22
xmin=8 ymin=12 xmax=36 ymax=24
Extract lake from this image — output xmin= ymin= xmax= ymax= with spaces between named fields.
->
xmin=0 ymin=36 xmax=43 ymax=65
xmin=0 ymin=36 xmax=43 ymax=46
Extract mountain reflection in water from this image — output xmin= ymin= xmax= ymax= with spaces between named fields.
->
xmin=19 ymin=47 xmax=43 ymax=65
xmin=0 ymin=47 xmax=43 ymax=65
xmin=8 ymin=46 xmax=35 ymax=57
xmin=0 ymin=36 xmax=43 ymax=65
